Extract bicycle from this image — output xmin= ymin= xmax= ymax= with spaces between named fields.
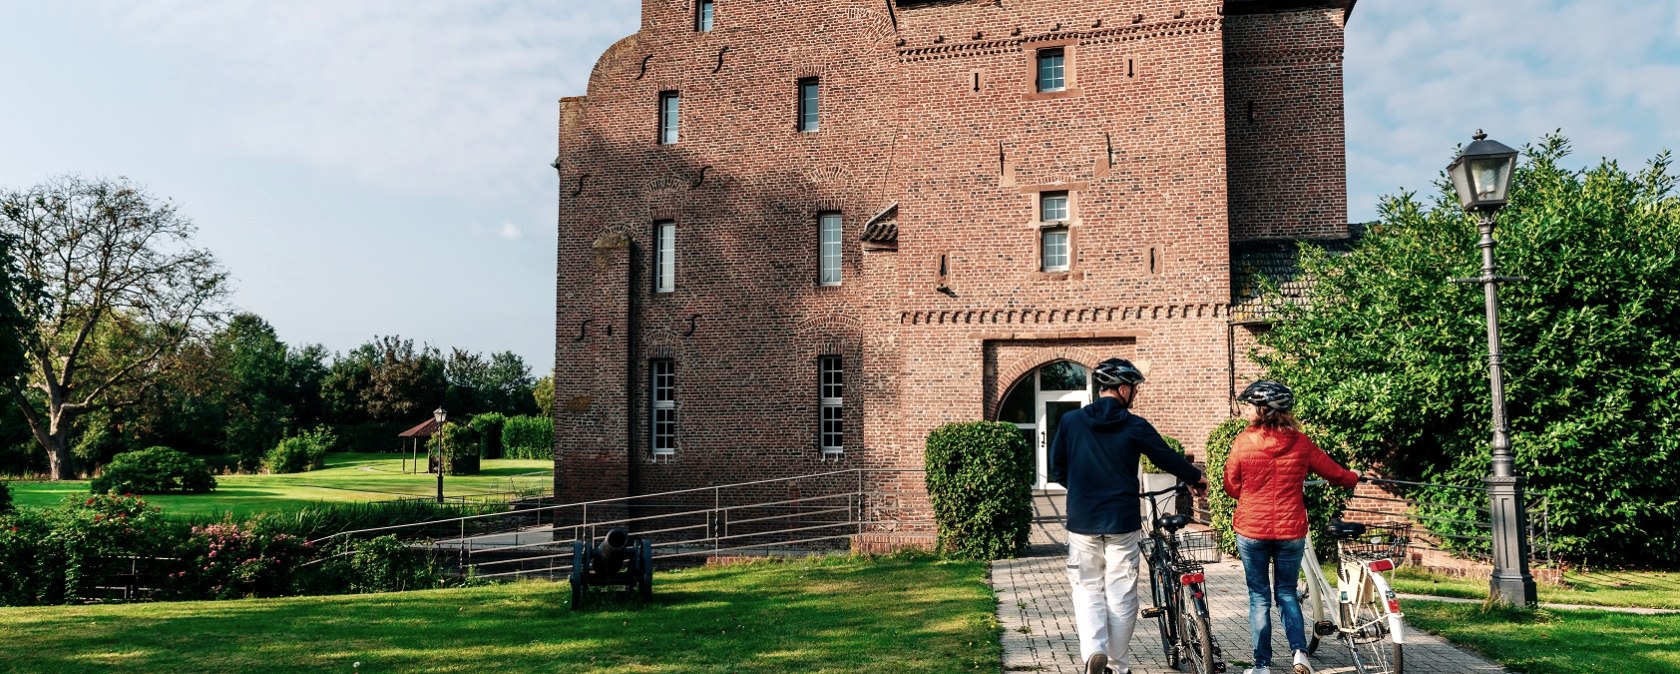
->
xmin=1138 ymin=482 xmax=1227 ymax=674
xmin=1297 ymin=481 xmax=1408 ymax=674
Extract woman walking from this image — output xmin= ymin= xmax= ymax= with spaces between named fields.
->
xmin=1223 ymin=381 xmax=1360 ymax=674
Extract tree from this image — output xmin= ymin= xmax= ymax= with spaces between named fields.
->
xmin=484 ymin=351 xmax=536 ymax=415
xmin=532 ymin=375 xmax=554 ymax=416
xmin=443 ymin=348 xmax=490 ymax=415
xmin=0 ymin=176 xmax=228 ymax=479
xmin=1255 ymin=134 xmax=1680 ymax=565
xmin=214 ymin=314 xmax=294 ymax=469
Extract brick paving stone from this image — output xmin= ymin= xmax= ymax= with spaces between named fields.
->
xmin=993 ymin=493 xmax=1507 ymax=674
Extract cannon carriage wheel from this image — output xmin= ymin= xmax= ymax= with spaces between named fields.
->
xmin=569 ymin=541 xmax=590 ymax=607
xmin=636 ymin=539 xmax=653 ymax=601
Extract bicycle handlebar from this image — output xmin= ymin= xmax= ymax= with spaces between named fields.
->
xmin=1138 ymin=482 xmax=1192 ymax=498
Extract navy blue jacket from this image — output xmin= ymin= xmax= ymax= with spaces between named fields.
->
xmin=1049 ymin=397 xmax=1204 ymax=535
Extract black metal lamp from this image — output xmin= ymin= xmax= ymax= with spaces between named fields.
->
xmin=434 ymin=406 xmax=447 ymax=503
xmin=1446 ymin=130 xmax=1518 ymax=212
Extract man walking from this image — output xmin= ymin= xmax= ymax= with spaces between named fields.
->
xmin=1050 ymin=358 xmax=1208 ymax=674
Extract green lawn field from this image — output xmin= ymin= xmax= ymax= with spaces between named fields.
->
xmin=0 ymin=554 xmax=999 ymax=674
xmin=1389 ymin=566 xmax=1680 ymax=610
xmin=5 ymin=453 xmax=552 ymax=518
xmin=1405 ymin=600 xmax=1680 ymax=674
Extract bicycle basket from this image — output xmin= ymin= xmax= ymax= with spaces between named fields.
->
xmin=1337 ymin=523 xmax=1410 ymax=564
xmin=1175 ymin=529 xmax=1224 ymax=564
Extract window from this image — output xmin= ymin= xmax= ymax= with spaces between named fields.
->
xmin=658 ymin=92 xmax=680 ymax=145
xmin=651 ymin=360 xmax=675 ymax=455
xmin=696 ymin=0 xmax=714 ymax=32
xmin=819 ymin=212 xmax=842 ymax=285
xmin=820 ymin=356 xmax=843 ymax=454
xmin=1036 ymin=48 xmax=1065 ymax=92
xmin=1040 ymin=191 xmax=1069 ymax=222
xmin=1042 ymin=227 xmax=1069 ymax=272
xmin=797 ymin=77 xmax=819 ymax=132
xmin=654 ymin=221 xmax=675 ymax=293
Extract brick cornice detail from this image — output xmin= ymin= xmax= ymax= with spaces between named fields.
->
xmin=899 ymin=304 xmax=1227 ymax=325
xmin=1225 ymin=46 xmax=1344 ymax=68
xmin=898 ymin=18 xmax=1220 ymax=63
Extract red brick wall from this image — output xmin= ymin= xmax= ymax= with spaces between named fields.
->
xmin=554 ymin=1 xmax=1351 ymax=506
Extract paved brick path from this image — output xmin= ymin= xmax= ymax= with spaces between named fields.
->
xmin=993 ymin=493 xmax=1507 ymax=673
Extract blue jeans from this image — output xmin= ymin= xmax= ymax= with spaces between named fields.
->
xmin=1236 ymin=534 xmax=1308 ymax=667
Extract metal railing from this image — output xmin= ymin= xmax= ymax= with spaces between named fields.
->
xmin=307 ymin=468 xmax=930 ymax=581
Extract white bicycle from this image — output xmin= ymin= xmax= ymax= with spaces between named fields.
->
xmin=1297 ymin=485 xmax=1408 ymax=674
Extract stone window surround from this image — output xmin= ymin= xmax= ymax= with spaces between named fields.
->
xmin=1023 ymin=38 xmax=1082 ymax=102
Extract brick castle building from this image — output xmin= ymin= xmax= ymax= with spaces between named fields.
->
xmin=553 ymin=0 xmax=1358 ymax=506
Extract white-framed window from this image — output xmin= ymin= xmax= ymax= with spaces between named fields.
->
xmin=797 ymin=77 xmax=820 ymax=132
xmin=655 ymin=221 xmax=675 ymax=293
xmin=820 ymin=356 xmax=843 ymax=455
xmin=819 ymin=212 xmax=842 ymax=286
xmin=1041 ymin=227 xmax=1069 ymax=271
xmin=658 ymin=92 xmax=680 ymax=145
xmin=1036 ymin=48 xmax=1066 ymax=92
xmin=696 ymin=0 xmax=714 ymax=32
xmin=1040 ymin=191 xmax=1069 ymax=222
xmin=651 ymin=359 xmax=675 ymax=456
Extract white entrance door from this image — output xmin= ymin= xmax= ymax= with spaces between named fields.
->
xmin=998 ymin=361 xmax=1093 ymax=490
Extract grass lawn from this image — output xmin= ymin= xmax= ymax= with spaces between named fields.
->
xmin=0 ymin=554 xmax=999 ymax=674
xmin=1404 ymin=600 xmax=1680 ymax=674
xmin=1389 ymin=566 xmax=1680 ymax=610
xmin=5 ymin=453 xmax=552 ymax=519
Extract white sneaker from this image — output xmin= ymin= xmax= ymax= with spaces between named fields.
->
xmin=1084 ymin=653 xmax=1108 ymax=674
xmin=1243 ymin=667 xmax=1271 ymax=674
xmin=1292 ymin=649 xmax=1313 ymax=674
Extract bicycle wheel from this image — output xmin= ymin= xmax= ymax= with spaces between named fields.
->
xmin=1176 ymin=587 xmax=1218 ymax=674
xmin=1149 ymin=566 xmax=1180 ymax=668
xmin=1344 ymin=594 xmax=1401 ymax=674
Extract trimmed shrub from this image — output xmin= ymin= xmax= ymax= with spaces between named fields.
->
xmin=264 ymin=426 xmax=337 ymax=474
xmin=1206 ymin=418 xmax=1353 ymax=559
xmin=430 ymin=423 xmax=480 ymax=475
xmin=90 ymin=446 xmax=216 ymax=495
xmin=501 ymin=415 xmax=553 ymax=460
xmin=468 ymin=412 xmax=507 ymax=459
xmin=924 ymin=421 xmax=1033 ymax=560
xmin=1141 ymin=435 xmax=1186 ymax=474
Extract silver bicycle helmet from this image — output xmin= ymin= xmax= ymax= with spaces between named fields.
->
xmin=1092 ymin=358 xmax=1145 ymax=389
xmin=1237 ymin=380 xmax=1295 ymax=412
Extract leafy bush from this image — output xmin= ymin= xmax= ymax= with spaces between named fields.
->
xmin=1254 ymin=135 xmax=1680 ymax=565
xmin=345 ymin=535 xmax=444 ymax=593
xmin=264 ymin=426 xmax=337 ymax=474
xmin=1141 ymin=435 xmax=1186 ymax=473
xmin=0 ymin=494 xmax=183 ymax=605
xmin=924 ymin=421 xmax=1033 ymax=560
xmin=0 ymin=508 xmax=56 ymax=604
xmin=90 ymin=446 xmax=216 ymax=495
xmin=1205 ymin=418 xmax=1354 ymax=560
xmin=501 ymin=415 xmax=553 ymax=460
xmin=428 ymin=423 xmax=480 ymax=475
xmin=0 ymin=481 xmax=11 ymax=513
xmin=169 ymin=520 xmax=313 ymax=599
xmin=468 ymin=412 xmax=507 ymax=459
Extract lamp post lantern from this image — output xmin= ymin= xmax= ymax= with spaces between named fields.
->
xmin=434 ymin=406 xmax=448 ymax=504
xmin=1446 ymin=130 xmax=1537 ymax=607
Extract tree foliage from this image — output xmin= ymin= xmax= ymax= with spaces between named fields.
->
xmin=1255 ymin=134 xmax=1680 ymax=565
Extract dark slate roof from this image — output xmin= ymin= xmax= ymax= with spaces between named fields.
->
xmin=861 ymin=203 xmax=898 ymax=244
xmin=1224 ymin=0 xmax=1356 ymax=18
xmin=1230 ymin=226 xmax=1364 ymax=323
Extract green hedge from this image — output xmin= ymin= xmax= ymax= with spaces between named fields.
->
xmin=90 ymin=446 xmax=216 ymax=495
xmin=1205 ymin=419 xmax=1353 ymax=560
xmin=264 ymin=426 xmax=337 ymax=474
xmin=501 ymin=415 xmax=552 ymax=460
xmin=1141 ymin=435 xmax=1186 ymax=473
xmin=468 ymin=413 xmax=507 ymax=459
xmin=924 ymin=421 xmax=1033 ymax=560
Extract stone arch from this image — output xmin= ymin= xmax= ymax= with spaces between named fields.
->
xmin=989 ymin=346 xmax=1110 ymax=420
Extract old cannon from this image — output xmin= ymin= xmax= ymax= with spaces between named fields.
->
xmin=569 ymin=527 xmax=653 ymax=607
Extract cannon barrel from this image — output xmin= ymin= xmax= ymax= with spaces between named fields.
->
xmin=590 ymin=527 xmax=632 ymax=574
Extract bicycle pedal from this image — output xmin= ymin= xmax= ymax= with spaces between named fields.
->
xmin=1314 ymin=620 xmax=1336 ymax=636
xmin=1141 ymin=607 xmax=1163 ymax=619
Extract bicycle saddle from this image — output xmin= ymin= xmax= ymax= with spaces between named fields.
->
xmin=1156 ymin=514 xmax=1192 ymax=532
xmin=1328 ymin=520 xmax=1367 ymax=539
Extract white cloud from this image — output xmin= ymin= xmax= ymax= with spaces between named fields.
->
xmin=498 ymin=222 xmax=524 ymax=240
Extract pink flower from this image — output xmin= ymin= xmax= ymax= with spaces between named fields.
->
xmin=208 ymin=550 xmax=218 ymax=558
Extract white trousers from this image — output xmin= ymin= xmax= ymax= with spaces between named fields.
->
xmin=1067 ymin=530 xmax=1144 ymax=670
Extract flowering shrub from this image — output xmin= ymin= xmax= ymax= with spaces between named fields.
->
xmin=170 ymin=519 xmax=313 ymax=599
xmin=0 ymin=494 xmax=183 ymax=605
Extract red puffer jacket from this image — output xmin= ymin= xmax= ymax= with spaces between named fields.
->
xmin=1222 ymin=426 xmax=1359 ymax=541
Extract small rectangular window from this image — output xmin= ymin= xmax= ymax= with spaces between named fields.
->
xmin=655 ymin=221 xmax=675 ymax=293
xmin=1036 ymin=48 xmax=1065 ymax=92
xmin=1040 ymin=191 xmax=1069 ymax=222
xmin=820 ymin=356 xmax=843 ymax=455
xmin=658 ymin=92 xmax=680 ymax=145
xmin=696 ymin=0 xmax=714 ymax=32
xmin=797 ymin=77 xmax=820 ymax=132
xmin=651 ymin=359 xmax=675 ymax=455
xmin=819 ymin=212 xmax=842 ymax=286
xmin=1042 ymin=227 xmax=1069 ymax=272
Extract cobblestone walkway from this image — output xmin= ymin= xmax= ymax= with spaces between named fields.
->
xmin=993 ymin=493 xmax=1507 ymax=673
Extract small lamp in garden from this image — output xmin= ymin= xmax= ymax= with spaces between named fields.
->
xmin=434 ymin=406 xmax=448 ymax=504
xmin=1446 ymin=130 xmax=1537 ymax=607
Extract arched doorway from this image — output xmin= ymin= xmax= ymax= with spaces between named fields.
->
xmin=997 ymin=360 xmax=1094 ymax=490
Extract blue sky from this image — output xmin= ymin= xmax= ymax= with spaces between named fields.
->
xmin=1 ymin=1 xmax=1675 ymax=373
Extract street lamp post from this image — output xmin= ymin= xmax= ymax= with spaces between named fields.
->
xmin=434 ymin=406 xmax=448 ymax=504
xmin=1446 ymin=130 xmax=1537 ymax=607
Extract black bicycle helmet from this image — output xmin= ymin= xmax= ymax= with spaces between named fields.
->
xmin=1092 ymin=358 xmax=1145 ymax=389
xmin=1238 ymin=380 xmax=1295 ymax=412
